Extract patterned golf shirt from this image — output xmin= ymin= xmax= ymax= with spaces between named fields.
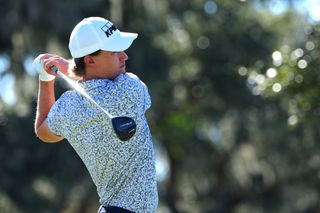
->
xmin=47 ymin=73 xmax=158 ymax=213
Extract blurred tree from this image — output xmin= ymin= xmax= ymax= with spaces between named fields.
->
xmin=140 ymin=0 xmax=320 ymax=212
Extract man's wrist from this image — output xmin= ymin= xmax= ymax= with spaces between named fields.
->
xmin=39 ymin=74 xmax=56 ymax=82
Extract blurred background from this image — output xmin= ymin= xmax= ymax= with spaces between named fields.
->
xmin=1 ymin=0 xmax=320 ymax=212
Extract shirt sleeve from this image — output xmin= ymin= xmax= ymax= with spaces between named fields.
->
xmin=125 ymin=73 xmax=151 ymax=112
xmin=142 ymin=82 xmax=151 ymax=112
xmin=47 ymin=92 xmax=70 ymax=137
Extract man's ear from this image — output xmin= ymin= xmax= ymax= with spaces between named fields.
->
xmin=83 ymin=55 xmax=95 ymax=66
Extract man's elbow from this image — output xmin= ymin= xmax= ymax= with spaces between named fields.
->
xmin=35 ymin=129 xmax=64 ymax=143
xmin=35 ymin=119 xmax=64 ymax=143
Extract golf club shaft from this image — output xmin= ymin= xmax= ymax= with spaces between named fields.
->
xmin=50 ymin=66 xmax=114 ymax=119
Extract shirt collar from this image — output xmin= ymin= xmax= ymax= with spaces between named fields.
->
xmin=79 ymin=73 xmax=125 ymax=90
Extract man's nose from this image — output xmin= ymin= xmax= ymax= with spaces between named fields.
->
xmin=119 ymin=52 xmax=128 ymax=60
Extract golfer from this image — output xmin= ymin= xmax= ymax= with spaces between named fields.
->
xmin=34 ymin=17 xmax=158 ymax=213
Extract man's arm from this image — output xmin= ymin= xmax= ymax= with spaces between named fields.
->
xmin=34 ymin=80 xmax=64 ymax=143
xmin=33 ymin=53 xmax=70 ymax=143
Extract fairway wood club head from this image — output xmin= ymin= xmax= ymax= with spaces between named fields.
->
xmin=111 ymin=116 xmax=137 ymax=141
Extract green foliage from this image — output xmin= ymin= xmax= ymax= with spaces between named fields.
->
xmin=243 ymin=24 xmax=320 ymax=126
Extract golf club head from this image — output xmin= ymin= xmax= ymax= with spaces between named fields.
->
xmin=111 ymin=116 xmax=136 ymax=141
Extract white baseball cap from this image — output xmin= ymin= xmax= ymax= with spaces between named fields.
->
xmin=69 ymin=17 xmax=138 ymax=58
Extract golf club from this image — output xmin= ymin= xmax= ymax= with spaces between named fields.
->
xmin=50 ymin=65 xmax=136 ymax=141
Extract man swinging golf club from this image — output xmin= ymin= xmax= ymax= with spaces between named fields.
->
xmin=34 ymin=17 xmax=158 ymax=213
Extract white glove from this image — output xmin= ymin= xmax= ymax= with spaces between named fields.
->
xmin=33 ymin=55 xmax=56 ymax=81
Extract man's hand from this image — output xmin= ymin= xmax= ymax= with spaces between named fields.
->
xmin=33 ymin=54 xmax=70 ymax=79
xmin=33 ymin=55 xmax=56 ymax=81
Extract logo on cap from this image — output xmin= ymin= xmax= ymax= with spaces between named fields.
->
xmin=101 ymin=22 xmax=117 ymax=37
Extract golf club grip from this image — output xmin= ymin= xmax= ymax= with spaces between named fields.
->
xmin=50 ymin=65 xmax=64 ymax=77
xmin=50 ymin=65 xmax=58 ymax=73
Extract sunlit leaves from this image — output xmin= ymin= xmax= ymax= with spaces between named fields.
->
xmin=238 ymin=24 xmax=320 ymax=127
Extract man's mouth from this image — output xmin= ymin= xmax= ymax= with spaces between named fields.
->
xmin=120 ymin=64 xmax=126 ymax=69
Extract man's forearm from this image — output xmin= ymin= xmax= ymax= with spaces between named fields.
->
xmin=35 ymin=79 xmax=56 ymax=131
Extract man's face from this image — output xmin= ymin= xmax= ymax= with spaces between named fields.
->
xmin=85 ymin=50 xmax=128 ymax=80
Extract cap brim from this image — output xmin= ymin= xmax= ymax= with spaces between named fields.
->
xmin=100 ymin=31 xmax=138 ymax=52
